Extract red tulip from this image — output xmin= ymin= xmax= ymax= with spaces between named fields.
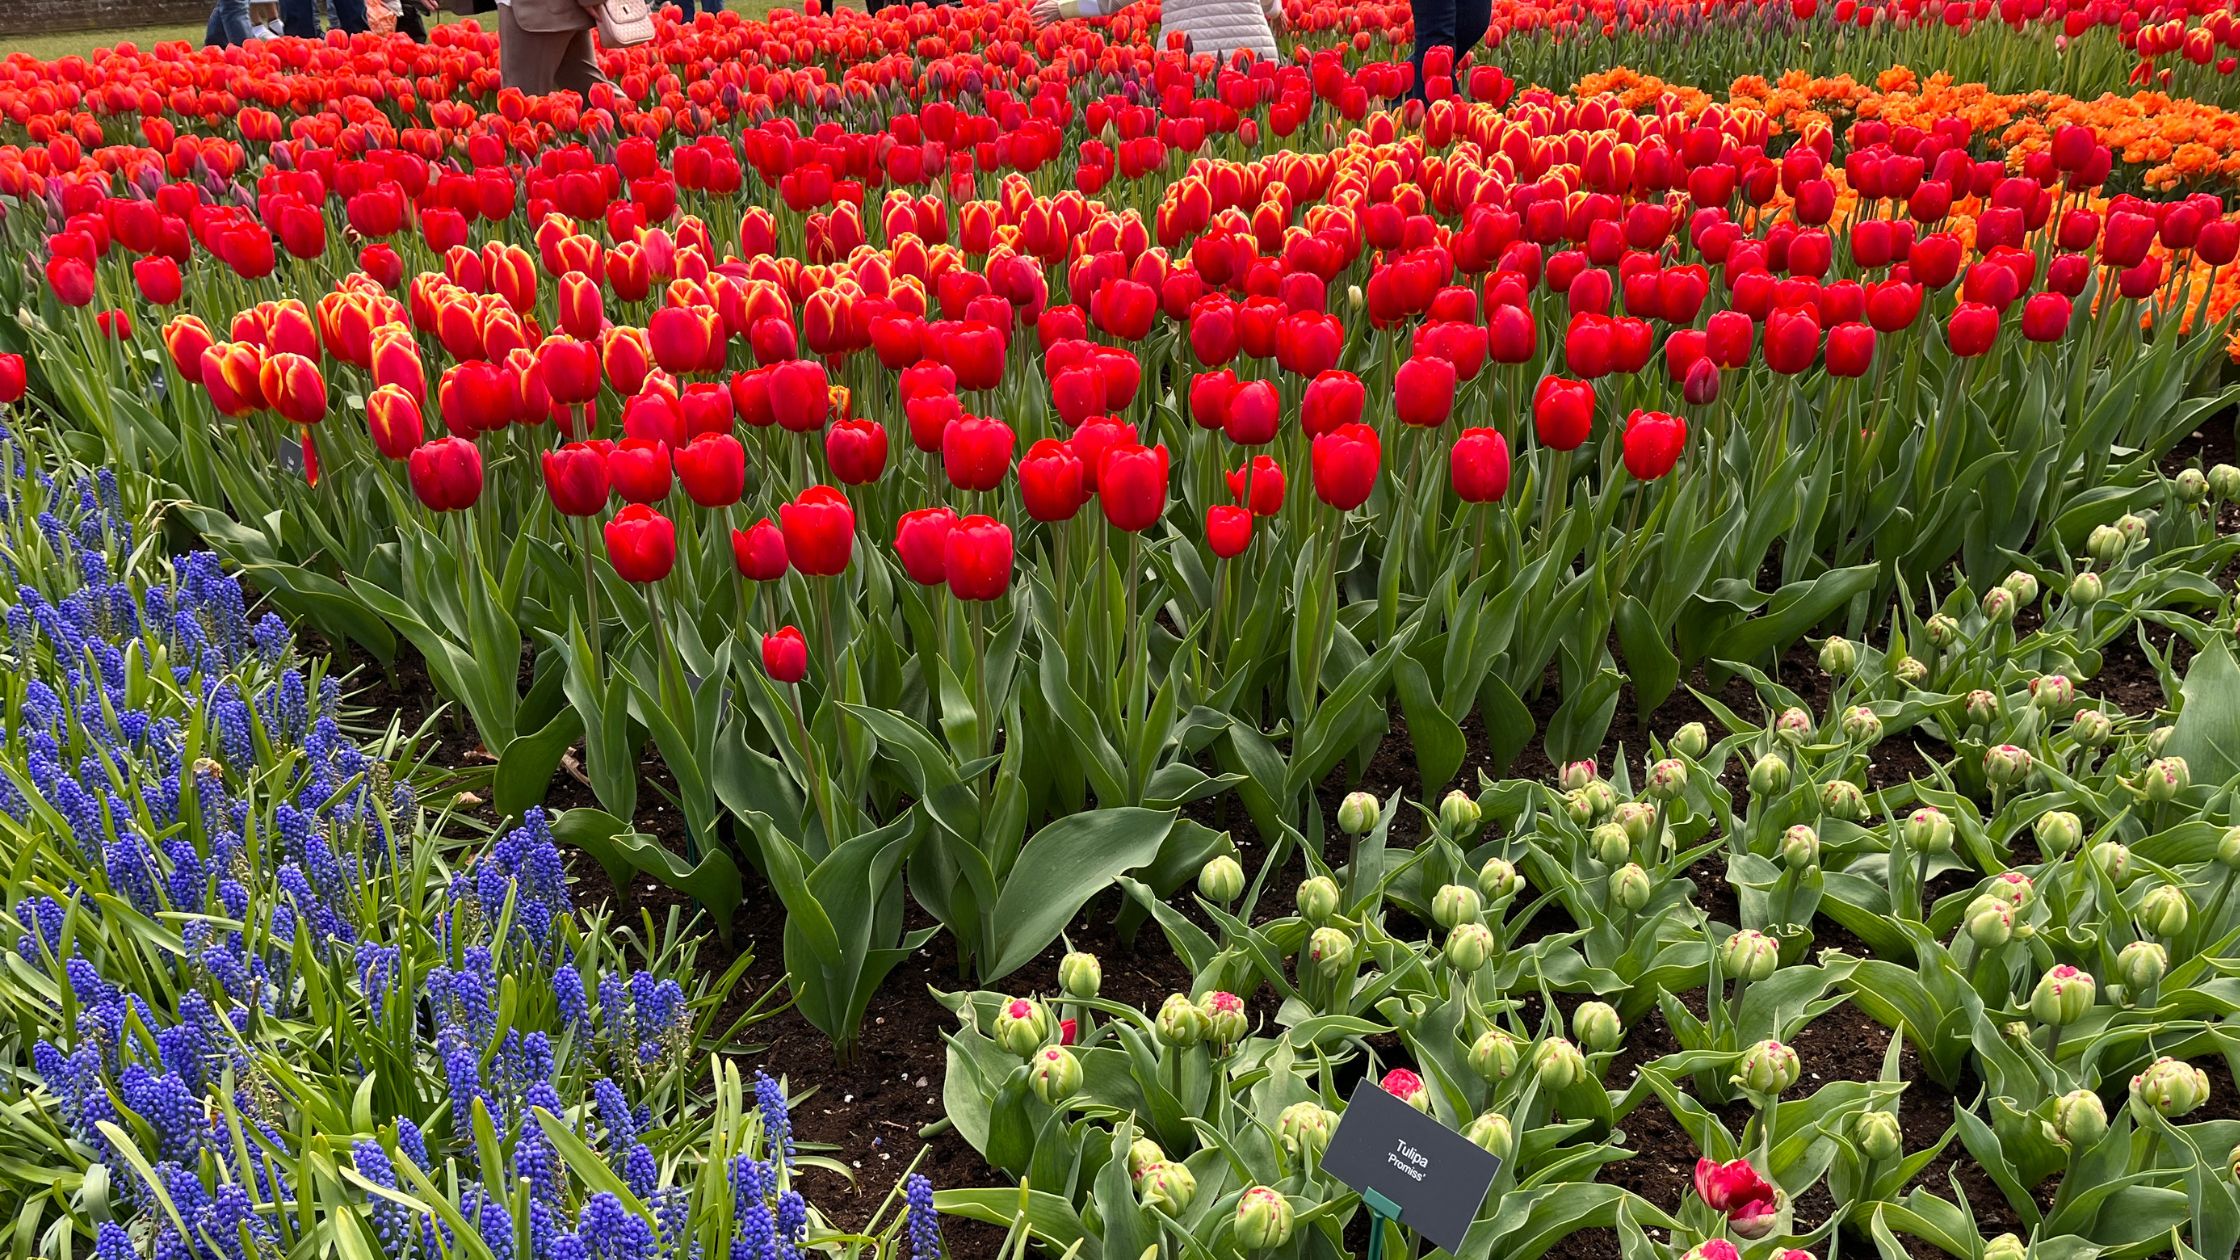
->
xmin=46 ymin=255 xmax=94 ymax=307
xmin=1621 ymin=410 xmax=1687 ymax=480
xmin=542 ymin=443 xmax=611 ymax=516
xmin=200 ymin=343 xmax=266 ymax=417
xmin=1945 ymin=302 xmax=2000 ymax=357
xmin=767 ymin=359 xmax=831 ymax=433
xmin=1091 ymin=278 xmax=1157 ymax=341
xmin=1488 ymin=304 xmax=1536 ymax=364
xmin=732 ymin=518 xmax=789 ymax=581
xmin=539 ymin=337 xmax=601 ymax=406
xmin=1311 ymin=423 xmax=1381 ymax=511
xmin=623 ymin=390 xmax=686 ymax=449
xmin=1051 ymin=365 xmax=1104 ymax=429
xmin=1225 ymin=455 xmax=1285 ymax=516
xmin=781 ymin=485 xmax=855 ymax=576
xmin=163 ymin=316 xmax=215 ymax=385
xmin=943 ymin=414 xmax=1015 ymax=491
xmin=0 ymin=353 xmax=26 ymax=405
xmin=408 ymin=436 xmax=483 ymax=512
xmin=259 ymin=352 xmax=327 ymax=426
xmin=1020 ymin=439 xmax=1087 ymax=522
xmin=607 ymin=438 xmax=673 ymax=504
xmin=1706 ymin=310 xmax=1754 ymax=369
xmin=942 ymin=322 xmax=1007 ymax=391
xmin=1225 ymin=379 xmax=1280 ymax=446
xmin=893 ymin=507 xmax=958 ymax=586
xmin=602 ymin=326 xmax=654 ymax=398
xmin=1396 ymin=355 xmax=1457 ymax=428
xmin=438 ymin=360 xmax=512 ymax=436
xmin=826 ymin=418 xmax=889 ymax=485
xmin=945 ymin=515 xmax=1014 ymax=601
xmin=676 ymin=434 xmax=747 ymax=508
xmin=1763 ymin=308 xmax=1821 ymax=376
xmin=1189 ymin=300 xmax=1240 ymax=366
xmin=133 ymin=257 xmax=182 ymax=306
xmin=1532 ymin=376 xmax=1594 ymax=451
xmin=2021 ymin=292 xmax=2071 ymax=343
xmin=1099 ymin=443 xmax=1171 ymax=532
xmin=604 ymin=504 xmax=677 ymax=583
xmin=1450 ymin=428 xmax=1512 ymax=503
xmin=1274 ymin=311 xmax=1342 ymax=378
xmin=1302 ymin=371 xmax=1366 ymax=438
xmin=762 ymin=625 xmax=809 ymax=683
xmin=1206 ymin=505 xmax=1252 ymax=559
xmin=1189 ymin=370 xmax=1238 ymax=432
xmin=1825 ymin=323 xmax=1877 ymax=378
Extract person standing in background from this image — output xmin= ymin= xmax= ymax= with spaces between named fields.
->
xmin=1405 ymin=0 xmax=1487 ymax=101
xmin=498 ymin=0 xmax=607 ymax=95
xmin=1029 ymin=0 xmax=1284 ymax=61
xmin=205 ymin=0 xmax=254 ymax=44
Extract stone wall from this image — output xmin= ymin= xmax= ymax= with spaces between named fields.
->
xmin=0 ymin=0 xmax=214 ymax=38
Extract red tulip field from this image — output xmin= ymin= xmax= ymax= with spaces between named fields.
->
xmin=6 ymin=0 xmax=2240 ymax=1256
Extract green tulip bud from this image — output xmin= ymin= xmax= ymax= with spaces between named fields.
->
xmin=2147 ymin=725 xmax=2174 ymax=756
xmin=1982 ymin=585 xmax=2017 ymax=625
xmin=2131 ymin=1056 xmax=2212 ymax=1119
xmin=1820 ymin=635 xmax=1858 ymax=675
xmin=1576 ymin=780 xmax=1617 ymax=821
xmin=1337 ymin=791 xmax=1380 ymax=836
xmin=1198 ymin=855 xmax=1245 ymax=904
xmin=1671 ymin=722 xmax=1709 ymax=759
xmin=1306 ymin=927 xmax=1354 ymax=980
xmin=1440 ymin=790 xmax=1482 ymax=836
xmin=1591 ymin=822 xmax=1632 ymax=867
xmin=1905 ymin=806 xmax=1955 ymax=855
xmin=1925 ymin=612 xmax=1961 ymax=648
xmin=1720 ymin=929 xmax=1781 ymax=983
xmin=2209 ymin=463 xmax=2240 ymax=502
xmin=2117 ymin=940 xmax=2168 ymax=994
xmin=1200 ymin=990 xmax=1247 ymax=1049
xmin=1444 ymin=922 xmax=1495 ymax=974
xmin=1059 ymin=951 xmax=1102 ymax=999
xmin=1476 ymin=857 xmax=1523 ymax=903
xmin=2070 ymin=708 xmax=2114 ymax=747
xmin=2228 ymin=1141 xmax=2240 ymax=1185
xmin=1431 ymin=883 xmax=1482 ymax=930
xmin=1155 ymin=993 xmax=1209 ymax=1048
xmin=1646 ymin=756 xmax=1689 ymax=801
xmin=1893 ymin=654 xmax=1930 ymax=687
xmin=2089 ymin=840 xmax=2133 ymax=886
xmin=1234 ymin=1187 xmax=1294 ymax=1251
xmin=1984 ymin=1235 xmax=2028 ymax=1260
xmin=1137 ymin=1160 xmax=1198 ymax=1214
xmin=2051 ymin=1089 xmax=2109 ymax=1147
xmin=2139 ymin=884 xmax=2191 ymax=938
xmin=1854 ymin=1109 xmax=1904 ymax=1161
xmin=1559 ymin=760 xmax=1598 ymax=792
xmin=1463 ymin=1111 xmax=1514 ymax=1158
xmin=2030 ymin=965 xmax=2096 ymax=1027
xmin=1965 ymin=688 xmax=2001 ymax=725
xmin=2117 ymin=512 xmax=2150 ymax=546
xmin=1749 ymin=752 xmax=1791 ymax=797
xmin=1533 ymin=1037 xmax=1586 ymax=1090
xmin=1781 ymin=824 xmax=1822 ymax=870
xmin=1984 ymin=743 xmax=2034 ymax=788
xmin=2087 ymin=523 xmax=2128 ymax=566
xmin=1964 ymin=895 xmax=2015 ymax=948
xmin=2068 ymin=571 xmax=2104 ymax=605
xmin=1468 ymin=1028 xmax=1520 ymax=1081
xmin=2004 ymin=570 xmax=2041 ymax=608
xmin=1615 ymin=800 xmax=1658 ymax=847
xmin=1296 ymin=875 xmax=1341 ymax=924
xmin=1734 ymin=1038 xmax=1801 ymax=1095
xmin=1774 ymin=707 xmax=1814 ymax=742
xmin=993 ymin=997 xmax=1053 ymax=1057
xmin=2176 ymin=467 xmax=2210 ymax=504
xmin=1609 ymin=863 xmax=1652 ymax=913
xmin=1842 ymin=705 xmax=1883 ymax=744
xmin=1128 ymin=1138 xmax=1167 ymax=1177
xmin=1573 ymin=1000 xmax=1622 ymax=1052
xmin=2031 ymin=675 xmax=2076 ymax=712
xmin=1986 ymin=870 xmax=2035 ymax=908
xmin=2218 ymin=826 xmax=2240 ymax=871
xmin=1030 ymin=1045 xmax=1083 ymax=1104
xmin=2036 ymin=810 xmax=2082 ymax=858
xmin=2142 ymin=756 xmax=2190 ymax=803
xmin=1821 ymin=778 xmax=1867 ymax=821
xmin=1276 ymin=1102 xmax=1336 ymax=1160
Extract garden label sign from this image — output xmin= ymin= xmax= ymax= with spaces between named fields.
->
xmin=1322 ymin=1079 xmax=1502 ymax=1252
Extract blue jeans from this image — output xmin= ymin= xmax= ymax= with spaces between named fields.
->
xmin=204 ymin=0 xmax=253 ymax=45
xmin=279 ymin=0 xmax=318 ymax=36
xmin=330 ymin=0 xmax=367 ymax=30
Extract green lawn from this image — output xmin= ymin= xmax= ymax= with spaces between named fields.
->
xmin=3 ymin=1 xmax=776 ymax=60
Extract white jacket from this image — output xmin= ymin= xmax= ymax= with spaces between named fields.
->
xmin=1061 ymin=0 xmax=1283 ymax=60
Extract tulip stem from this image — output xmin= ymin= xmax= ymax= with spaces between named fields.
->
xmin=579 ymin=516 xmax=604 ymax=668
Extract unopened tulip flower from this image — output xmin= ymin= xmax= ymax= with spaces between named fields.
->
xmin=1197 ymin=856 xmax=1245 ymax=904
xmin=1469 ymin=1029 xmax=1520 ymax=1081
xmin=1030 ymin=1046 xmax=1082 ymax=1104
xmin=1277 ymin=1102 xmax=1335 ymax=1160
xmin=2132 ymin=1057 xmax=2211 ymax=1118
xmin=1234 ymin=1187 xmax=1294 ymax=1250
xmin=994 ymin=997 xmax=1052 ymax=1057
xmin=1296 ymin=876 xmax=1340 ymax=924
xmin=408 ymin=437 xmax=483 ymax=512
xmin=1463 ymin=1111 xmax=1513 ymax=1158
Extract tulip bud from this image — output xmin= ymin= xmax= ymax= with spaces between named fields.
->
xmin=2138 ymin=885 xmax=2191 ymax=938
xmin=2030 ymin=676 xmax=2076 ymax=713
xmin=2030 ymin=965 xmax=2095 ymax=1027
xmin=1477 ymin=858 xmax=1524 ymax=903
xmin=2117 ymin=513 xmax=2150 ymax=547
xmin=1337 ymin=792 xmax=1379 ymax=835
xmin=1431 ymin=883 xmax=1483 ymax=930
xmin=994 ymin=997 xmax=1052 ymax=1057
xmin=1837 ymin=706 xmax=1881 ymax=745
xmin=2148 ymin=725 xmax=2174 ymax=756
xmin=1277 ymin=1101 xmax=1337 ymax=1159
xmin=1469 ymin=1028 xmax=1520 ymax=1081
xmin=1892 ymin=655 xmax=1929 ymax=687
xmin=1591 ymin=823 xmax=1631 ymax=867
xmin=1615 ymin=801 xmax=1658 ymax=848
xmin=1721 ymin=930 xmax=1780 ymax=982
xmin=1560 ymin=760 xmax=1598 ymax=791
xmin=1200 ymin=990 xmax=1247 ymax=1049
xmin=1198 ymin=855 xmax=1245 ymax=904
xmin=1821 ymin=779 xmax=1867 ymax=821
xmin=2087 ymin=523 xmax=2128 ymax=567
xmin=1749 ymin=753 xmax=1791 ymax=797
xmin=1129 ymin=1138 xmax=1167 ymax=1177
xmin=2142 ymin=757 xmax=2190 ymax=803
xmin=1463 ymin=1111 xmax=1514 ymax=1158
xmin=1774 ymin=707 xmax=1814 ymax=742
xmin=1819 ymin=636 xmax=1857 ymax=676
xmin=2117 ymin=940 xmax=2169 ymax=994
xmin=1573 ymin=781 xmax=1617 ymax=823
xmin=1925 ymin=613 xmax=1961 ymax=648
xmin=1306 ymin=927 xmax=1354 ymax=979
xmin=2068 ymin=571 xmax=2103 ymax=605
xmin=1137 ymin=1161 xmax=1198 ymax=1214
xmin=1986 ymin=871 xmax=2034 ymax=909
xmin=1610 ymin=863 xmax=1652 ymax=912
xmin=1781 ymin=825 xmax=1822 ymax=870
xmin=1964 ymin=895 xmax=2015 ymax=948
xmin=1440 ymin=790 xmax=1483 ymax=836
xmin=2176 ymin=468 xmax=2210 ymax=505
xmin=1534 ymin=1037 xmax=1587 ymax=1090
xmin=2211 ymin=464 xmax=2240 ymax=502
xmin=2071 ymin=709 xmax=2113 ymax=748
xmin=1381 ymin=1068 xmax=1429 ymax=1111
xmin=1445 ymin=922 xmax=1496 ymax=973
xmin=1905 ymin=807 xmax=1954 ymax=854
xmin=1297 ymin=876 xmax=1341 ymax=924
xmin=2218 ymin=826 xmax=2240 ymax=870
xmin=1981 ymin=586 xmax=2017 ymax=625
xmin=2089 ymin=840 xmax=2133 ymax=886
xmin=1984 ymin=1236 xmax=2028 ymax=1260
xmin=1984 ymin=744 xmax=2034 ymax=788
xmin=2003 ymin=570 xmax=2040 ymax=608
xmin=1234 ymin=1187 xmax=1294 ymax=1251
xmin=1734 ymin=1039 xmax=1801 ymax=1095
xmin=1156 ymin=993 xmax=1210 ymax=1047
xmin=1671 ymin=723 xmax=1709 ymax=758
xmin=1646 ymin=759 xmax=1689 ymax=804
xmin=1854 ymin=1110 xmax=1903 ymax=1161
xmin=2132 ymin=1056 xmax=2212 ymax=1119
xmin=1574 ymin=1001 xmax=1622 ymax=1052
xmin=1060 ymin=952 xmax=1102 ymax=999
xmin=1030 ymin=1045 xmax=1083 ymax=1104
xmin=2050 ymin=1089 xmax=2108 ymax=1147
xmin=1965 ymin=689 xmax=2001 ymax=725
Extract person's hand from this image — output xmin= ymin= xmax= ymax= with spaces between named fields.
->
xmin=1028 ymin=0 xmax=1064 ymax=26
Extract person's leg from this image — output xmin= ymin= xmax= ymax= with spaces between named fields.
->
xmin=1454 ymin=0 xmax=1489 ymax=61
xmin=279 ymin=0 xmax=319 ymax=36
xmin=1407 ymin=0 xmax=1456 ymax=101
xmin=551 ymin=27 xmax=607 ymax=95
xmin=333 ymin=0 xmax=368 ymax=32
xmin=397 ymin=0 xmax=426 ymax=38
xmin=205 ymin=3 xmax=225 ymax=45
xmin=215 ymin=0 xmax=255 ymax=42
xmin=498 ymin=4 xmax=555 ymax=93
